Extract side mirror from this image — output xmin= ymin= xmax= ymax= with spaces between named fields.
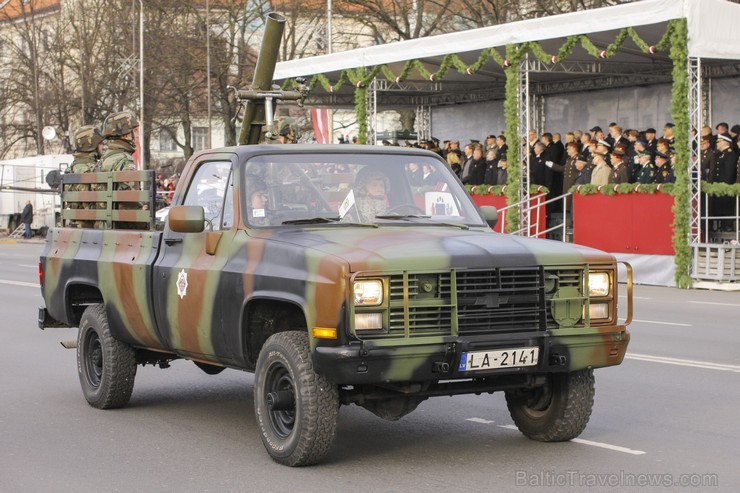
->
xmin=480 ymin=205 xmax=498 ymax=229
xmin=168 ymin=205 xmax=205 ymax=233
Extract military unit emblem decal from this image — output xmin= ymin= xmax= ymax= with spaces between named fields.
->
xmin=176 ymin=269 xmax=189 ymax=299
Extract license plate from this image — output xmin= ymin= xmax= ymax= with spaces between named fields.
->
xmin=458 ymin=347 xmax=539 ymax=372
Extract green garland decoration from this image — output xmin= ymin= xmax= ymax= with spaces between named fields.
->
xmin=700 ymin=182 xmax=740 ymax=196
xmin=569 ymin=183 xmax=677 ymax=195
xmin=467 ymin=184 xmax=550 ymax=196
xmin=504 ymin=44 xmax=525 ymax=233
xmin=669 ymin=18 xmax=691 ymax=288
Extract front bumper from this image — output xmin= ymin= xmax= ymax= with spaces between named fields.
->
xmin=314 ymin=326 xmax=630 ymax=385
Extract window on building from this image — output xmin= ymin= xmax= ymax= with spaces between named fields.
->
xmin=193 ymin=127 xmax=209 ymax=151
xmin=159 ymin=128 xmax=178 ymax=152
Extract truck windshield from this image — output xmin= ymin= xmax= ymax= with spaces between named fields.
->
xmin=243 ymin=153 xmax=486 ymax=228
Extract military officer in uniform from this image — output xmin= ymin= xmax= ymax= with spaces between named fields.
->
xmin=635 ymin=151 xmax=657 ymax=184
xmin=274 ymin=117 xmax=300 ymax=144
xmin=653 ymin=151 xmax=674 ymax=184
xmin=713 ymin=133 xmax=737 ymax=184
xmin=700 ymin=136 xmax=717 ymax=181
xmin=608 ymin=148 xmax=630 ymax=184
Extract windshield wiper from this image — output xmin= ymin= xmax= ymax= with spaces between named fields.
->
xmin=374 ymin=214 xmax=431 ymax=220
xmin=374 ymin=214 xmax=470 ymax=230
xmin=281 ymin=216 xmax=340 ymax=225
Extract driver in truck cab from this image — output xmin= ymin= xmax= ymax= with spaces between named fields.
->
xmin=352 ymin=166 xmax=390 ymax=222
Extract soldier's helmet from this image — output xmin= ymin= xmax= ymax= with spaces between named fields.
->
xmin=245 ymin=174 xmax=268 ymax=200
xmin=73 ymin=125 xmax=103 ymax=153
xmin=277 ymin=117 xmax=300 ymax=141
xmin=102 ymin=111 xmax=139 ymax=138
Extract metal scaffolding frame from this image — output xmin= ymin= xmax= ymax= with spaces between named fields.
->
xmin=415 ymin=105 xmax=432 ymax=141
xmin=688 ymin=57 xmax=703 ymax=245
xmin=519 ymin=54 xmax=532 ymax=234
xmin=367 ymin=78 xmax=379 ymax=144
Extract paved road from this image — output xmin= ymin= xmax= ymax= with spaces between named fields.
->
xmin=1 ymin=241 xmax=738 ymax=492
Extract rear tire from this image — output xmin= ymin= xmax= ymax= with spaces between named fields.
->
xmin=77 ymin=304 xmax=137 ymax=409
xmin=254 ymin=331 xmax=339 ymax=466
xmin=505 ymin=369 xmax=595 ymax=442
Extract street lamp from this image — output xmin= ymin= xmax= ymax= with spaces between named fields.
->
xmin=139 ymin=0 xmax=145 ymax=168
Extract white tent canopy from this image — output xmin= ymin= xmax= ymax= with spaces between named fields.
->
xmin=275 ymin=0 xmax=740 ymax=81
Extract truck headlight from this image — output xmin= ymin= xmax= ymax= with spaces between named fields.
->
xmin=588 ymin=272 xmax=611 ymax=297
xmin=354 ymin=279 xmax=383 ymax=306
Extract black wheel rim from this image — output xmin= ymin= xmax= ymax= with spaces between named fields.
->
xmin=264 ymin=362 xmax=296 ymax=439
xmin=522 ymin=377 xmax=553 ymax=417
xmin=83 ymin=329 xmax=103 ymax=388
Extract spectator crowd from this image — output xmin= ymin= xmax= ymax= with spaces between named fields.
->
xmin=393 ymin=122 xmax=740 ymax=197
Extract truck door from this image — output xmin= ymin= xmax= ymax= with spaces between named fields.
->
xmin=153 ymin=159 xmax=236 ymax=363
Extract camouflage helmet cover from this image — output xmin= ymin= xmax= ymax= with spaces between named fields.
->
xmin=277 ymin=116 xmax=300 ymax=140
xmin=73 ymin=125 xmax=103 ymax=153
xmin=102 ymin=111 xmax=139 ymax=138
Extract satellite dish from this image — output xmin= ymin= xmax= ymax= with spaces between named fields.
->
xmin=42 ymin=126 xmax=57 ymax=141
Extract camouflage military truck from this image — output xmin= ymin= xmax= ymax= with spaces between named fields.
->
xmin=39 ymin=144 xmax=633 ymax=466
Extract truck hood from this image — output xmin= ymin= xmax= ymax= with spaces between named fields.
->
xmin=273 ymin=226 xmax=615 ymax=273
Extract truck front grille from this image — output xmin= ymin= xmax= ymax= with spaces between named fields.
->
xmin=357 ymin=267 xmax=584 ymax=339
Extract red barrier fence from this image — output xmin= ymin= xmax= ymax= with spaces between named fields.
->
xmin=573 ymin=192 xmax=675 ymax=255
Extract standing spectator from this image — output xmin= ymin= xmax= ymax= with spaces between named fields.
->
xmin=483 ymin=149 xmax=498 ymax=185
xmin=553 ymin=142 xmax=581 ymax=194
xmin=644 ymin=128 xmax=658 ymax=156
xmin=406 ymin=163 xmax=423 ymax=186
xmin=495 ymin=156 xmax=509 ymax=186
xmin=552 ymin=133 xmax=565 ymax=165
xmin=447 ymin=151 xmax=462 ymax=177
xmin=573 ymin=157 xmax=592 ymax=185
xmin=700 ymin=125 xmax=715 ymax=149
xmin=420 ymin=163 xmax=438 ymax=186
xmin=713 ymin=133 xmax=737 ymax=184
xmin=580 ymin=132 xmax=592 ymax=157
xmin=700 ymin=136 xmax=717 ymax=181
xmin=530 ymin=142 xmax=550 ymax=188
xmin=590 ymin=152 xmax=610 ymax=186
xmin=635 ymin=152 xmax=657 ymax=184
xmin=608 ymin=149 xmax=630 ymax=184
xmin=463 ymin=145 xmax=486 ymax=185
xmin=496 ymin=135 xmax=508 ymax=161
xmin=654 ymin=152 xmax=674 ymax=184
xmin=460 ymin=144 xmax=474 ymax=183
xmin=730 ymin=124 xmax=740 ymax=155
xmin=21 ymin=200 xmax=33 ymax=238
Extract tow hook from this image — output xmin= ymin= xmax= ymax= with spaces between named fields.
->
xmin=550 ymin=353 xmax=567 ymax=366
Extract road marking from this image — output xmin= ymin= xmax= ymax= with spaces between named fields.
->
xmin=619 ymin=296 xmax=652 ymax=300
xmin=0 ymin=279 xmax=38 ymax=288
xmin=632 ymin=319 xmax=692 ymax=327
xmin=18 ymin=264 xmax=38 ymax=268
xmin=688 ymin=301 xmax=740 ymax=308
xmin=466 ymin=417 xmax=495 ymax=424
xmin=626 ymin=353 xmax=740 ymax=373
xmin=495 ymin=424 xmax=645 ymax=455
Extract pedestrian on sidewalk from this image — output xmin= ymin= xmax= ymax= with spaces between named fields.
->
xmin=21 ymin=200 xmax=33 ymax=238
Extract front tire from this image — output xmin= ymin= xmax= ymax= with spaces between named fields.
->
xmin=505 ymin=369 xmax=595 ymax=442
xmin=77 ymin=304 xmax=137 ymax=409
xmin=254 ymin=331 xmax=339 ymax=466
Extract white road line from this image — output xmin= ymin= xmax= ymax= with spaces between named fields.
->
xmin=618 ymin=296 xmax=652 ymax=300
xmin=632 ymin=319 xmax=692 ymax=327
xmin=0 ymin=279 xmax=38 ymax=288
xmin=494 ymin=424 xmax=646 ymax=455
xmin=466 ymin=417 xmax=495 ymax=424
xmin=688 ymin=301 xmax=740 ymax=307
xmin=18 ymin=264 xmax=38 ymax=268
xmin=626 ymin=353 xmax=740 ymax=373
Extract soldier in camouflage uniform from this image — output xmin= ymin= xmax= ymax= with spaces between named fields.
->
xmin=65 ymin=125 xmax=104 ymax=227
xmin=100 ymin=111 xmax=141 ymax=227
xmin=100 ymin=111 xmax=139 ymax=172
xmin=274 ymin=117 xmax=300 ymax=144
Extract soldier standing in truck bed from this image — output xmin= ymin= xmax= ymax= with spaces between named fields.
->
xmin=100 ymin=111 xmax=138 ymax=172
xmin=66 ymin=125 xmax=104 ymax=227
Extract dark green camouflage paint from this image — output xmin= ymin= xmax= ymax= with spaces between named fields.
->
xmin=41 ymin=145 xmax=630 ymax=385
